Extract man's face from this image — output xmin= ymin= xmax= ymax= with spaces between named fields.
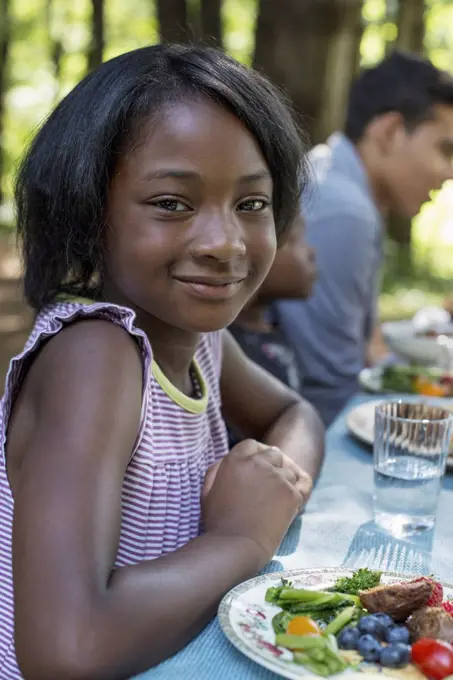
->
xmin=382 ymin=104 xmax=453 ymax=218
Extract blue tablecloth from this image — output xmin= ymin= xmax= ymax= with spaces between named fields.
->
xmin=135 ymin=395 xmax=453 ymax=679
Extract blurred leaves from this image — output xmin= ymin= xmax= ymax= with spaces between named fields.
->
xmin=1 ymin=0 xmax=453 ymax=287
xmin=4 ymin=0 xmax=453 ymax=195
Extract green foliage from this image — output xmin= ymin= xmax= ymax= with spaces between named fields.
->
xmin=2 ymin=0 xmax=453 ymax=301
xmin=3 ymin=0 xmax=453 ymax=201
xmin=223 ymin=0 xmax=257 ymax=64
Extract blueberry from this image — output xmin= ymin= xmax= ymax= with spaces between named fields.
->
xmin=338 ymin=626 xmax=361 ymax=650
xmin=380 ymin=643 xmax=411 ymax=669
xmin=357 ymin=634 xmax=382 ymax=662
xmin=358 ymin=615 xmax=386 ymax=640
xmin=385 ymin=625 xmax=410 ymax=645
xmin=374 ymin=613 xmax=394 ymax=629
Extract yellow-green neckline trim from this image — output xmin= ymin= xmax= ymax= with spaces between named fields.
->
xmin=56 ymin=294 xmax=208 ymax=414
xmin=152 ymin=359 xmax=208 ymax=414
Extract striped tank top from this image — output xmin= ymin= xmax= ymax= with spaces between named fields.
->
xmin=0 ymin=299 xmax=229 ymax=678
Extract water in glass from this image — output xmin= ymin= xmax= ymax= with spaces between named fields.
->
xmin=373 ymin=402 xmax=453 ymax=537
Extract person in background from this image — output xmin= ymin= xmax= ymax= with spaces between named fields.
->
xmin=276 ymin=51 xmax=453 ymax=426
xmin=230 ymin=215 xmax=316 ymax=394
xmin=228 ymin=216 xmax=316 ymax=445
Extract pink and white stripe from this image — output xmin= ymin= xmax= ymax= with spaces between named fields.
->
xmin=0 ymin=301 xmax=229 ymax=677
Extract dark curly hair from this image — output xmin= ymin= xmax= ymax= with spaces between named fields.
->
xmin=15 ymin=44 xmax=308 ymax=310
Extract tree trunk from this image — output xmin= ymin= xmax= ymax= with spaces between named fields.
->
xmin=253 ymin=0 xmax=363 ymax=145
xmin=318 ymin=0 xmax=363 ymax=140
xmin=156 ymin=0 xmax=191 ymax=43
xmin=45 ymin=0 xmax=64 ymax=102
xmin=395 ymin=0 xmax=425 ymax=53
xmin=201 ymin=0 xmax=222 ymax=47
xmin=87 ymin=0 xmax=105 ymax=72
xmin=0 ymin=0 xmax=11 ymax=204
xmin=387 ymin=0 xmax=426 ymax=275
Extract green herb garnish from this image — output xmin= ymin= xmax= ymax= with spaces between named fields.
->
xmin=330 ymin=568 xmax=381 ymax=595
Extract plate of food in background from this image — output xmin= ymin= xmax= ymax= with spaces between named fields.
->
xmin=358 ymin=365 xmax=453 ymax=397
xmin=219 ymin=567 xmax=453 ymax=680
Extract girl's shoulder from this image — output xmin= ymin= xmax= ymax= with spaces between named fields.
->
xmin=1 ymin=298 xmax=152 ymax=427
xmin=3 ymin=298 xmax=224 ymax=418
xmin=27 ymin=297 xmax=148 ymax=352
xmin=28 ymin=297 xmax=222 ymax=363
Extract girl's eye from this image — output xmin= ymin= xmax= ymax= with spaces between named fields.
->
xmin=153 ymin=199 xmax=190 ymax=212
xmin=238 ymin=198 xmax=269 ymax=212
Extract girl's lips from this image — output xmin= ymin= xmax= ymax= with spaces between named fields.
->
xmin=174 ymin=277 xmax=245 ymax=300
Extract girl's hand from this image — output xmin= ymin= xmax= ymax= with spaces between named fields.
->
xmin=203 ymin=443 xmax=312 ymax=501
xmin=202 ymin=439 xmax=312 ymax=563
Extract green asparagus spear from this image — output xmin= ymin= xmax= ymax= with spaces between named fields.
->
xmin=275 ymin=634 xmax=327 ymax=651
xmin=324 ymin=606 xmax=357 ymax=636
xmin=293 ymin=652 xmax=331 ymax=677
xmin=278 ymin=588 xmax=334 ymax=602
xmin=311 ymin=648 xmax=327 ymax=662
xmin=323 ymin=651 xmax=346 ymax=675
xmin=270 ymin=586 xmax=360 ymax=611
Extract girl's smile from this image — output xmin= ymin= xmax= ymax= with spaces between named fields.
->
xmin=172 ymin=274 xmax=248 ymax=301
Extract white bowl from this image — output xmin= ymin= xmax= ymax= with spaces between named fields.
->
xmin=382 ymin=319 xmax=453 ymax=366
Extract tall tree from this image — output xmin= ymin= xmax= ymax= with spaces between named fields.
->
xmin=388 ymin=0 xmax=426 ymax=274
xmin=318 ymin=0 xmax=363 ymax=140
xmin=253 ymin=0 xmax=363 ymax=145
xmin=45 ymin=0 xmax=64 ymax=102
xmin=201 ymin=0 xmax=223 ymax=47
xmin=0 ymin=0 xmax=11 ymax=204
xmin=156 ymin=0 xmax=191 ymax=43
xmin=396 ymin=0 xmax=425 ymax=53
xmin=87 ymin=0 xmax=105 ymax=72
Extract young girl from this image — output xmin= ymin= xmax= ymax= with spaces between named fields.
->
xmin=0 ymin=45 xmax=323 ymax=679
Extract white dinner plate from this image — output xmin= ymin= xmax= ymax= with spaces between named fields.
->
xmin=218 ymin=567 xmax=453 ymax=680
xmin=346 ymin=399 xmax=453 ymax=471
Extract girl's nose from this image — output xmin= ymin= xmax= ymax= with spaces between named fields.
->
xmin=191 ymin=213 xmax=246 ymax=262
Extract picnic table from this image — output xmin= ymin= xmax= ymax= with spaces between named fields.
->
xmin=135 ymin=394 xmax=453 ymax=679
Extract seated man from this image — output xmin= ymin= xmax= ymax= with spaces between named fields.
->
xmin=276 ymin=51 xmax=453 ymax=426
xmin=229 ymin=215 xmax=316 ymax=393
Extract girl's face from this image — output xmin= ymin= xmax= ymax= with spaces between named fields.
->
xmin=105 ymin=99 xmax=276 ymax=333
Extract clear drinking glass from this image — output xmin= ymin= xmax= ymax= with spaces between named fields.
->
xmin=373 ymin=401 xmax=453 ymax=537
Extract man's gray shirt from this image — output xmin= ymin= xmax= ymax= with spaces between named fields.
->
xmin=276 ymin=133 xmax=383 ymax=426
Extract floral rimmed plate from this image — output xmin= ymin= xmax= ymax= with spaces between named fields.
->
xmin=218 ymin=567 xmax=453 ymax=680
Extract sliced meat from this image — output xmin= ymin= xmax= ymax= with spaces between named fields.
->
xmin=359 ymin=580 xmax=433 ymax=621
xmin=407 ymin=607 xmax=453 ymax=643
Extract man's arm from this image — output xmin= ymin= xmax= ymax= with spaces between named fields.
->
xmin=367 ymin=325 xmax=391 ymax=366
